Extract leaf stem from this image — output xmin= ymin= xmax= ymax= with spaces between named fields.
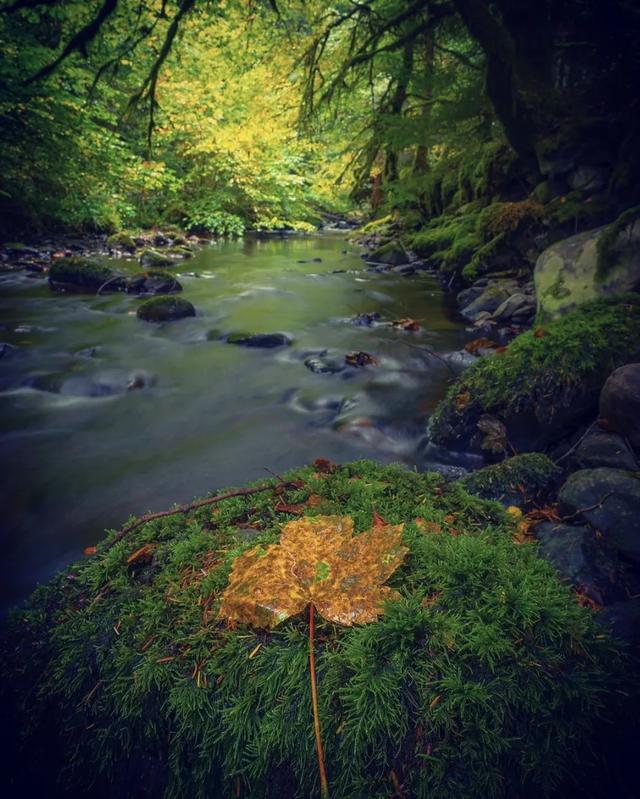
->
xmin=309 ymin=603 xmax=330 ymax=799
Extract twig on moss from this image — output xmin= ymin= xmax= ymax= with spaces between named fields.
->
xmin=106 ymin=483 xmax=284 ymax=549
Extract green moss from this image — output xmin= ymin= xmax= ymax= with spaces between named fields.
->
xmin=596 ymin=205 xmax=640 ymax=280
xmin=479 ymin=200 xmax=545 ymax=237
xmin=460 ymin=454 xmax=560 ymax=504
xmin=106 ymin=232 xmax=136 ymax=251
xmin=1 ymin=459 xmax=634 ymax=799
xmin=429 ymin=296 xmax=640 ymax=445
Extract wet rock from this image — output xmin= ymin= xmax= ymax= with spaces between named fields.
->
xmin=558 ymin=468 xmax=640 ymax=564
xmin=226 ymin=332 xmax=291 ymax=348
xmin=297 ymin=258 xmax=323 ymax=263
xmin=489 ymin=292 xmax=536 ymax=323
xmin=599 ymin=364 xmax=640 ymax=451
xmin=460 ymin=282 xmax=513 ymax=321
xmin=153 ymin=233 xmax=171 ymax=247
xmin=2 ymin=242 xmax=40 ymax=259
xmin=106 ymin=232 xmax=136 ymax=252
xmin=304 ymin=355 xmax=345 ymax=374
xmin=596 ymin=598 xmax=640 ymax=646
xmin=137 ymin=296 xmax=196 ymax=322
xmin=139 ymin=249 xmax=174 ymax=268
xmin=351 ymin=311 xmax=381 ymax=327
xmin=127 ymin=371 xmax=155 ymax=391
xmin=126 ymin=271 xmax=182 ymax=295
xmin=390 ymin=263 xmax=416 ymax=276
xmin=534 ymin=521 xmax=620 ymax=605
xmin=49 ymin=257 xmax=125 ymax=293
xmin=166 ymin=246 xmax=193 ymax=259
xmin=570 ymin=428 xmax=638 ymax=471
xmin=441 ymin=350 xmax=477 ymax=372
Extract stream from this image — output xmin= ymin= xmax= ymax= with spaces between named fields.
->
xmin=0 ymin=233 xmax=468 ymax=610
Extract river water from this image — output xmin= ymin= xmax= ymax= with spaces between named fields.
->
xmin=0 ymin=233 xmax=466 ymax=609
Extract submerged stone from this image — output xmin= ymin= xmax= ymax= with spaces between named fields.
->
xmin=49 ymin=257 xmax=125 ymax=293
xmin=226 ymin=332 xmax=291 ymax=348
xmin=137 ymin=296 xmax=196 ymax=322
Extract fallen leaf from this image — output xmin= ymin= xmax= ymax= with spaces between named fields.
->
xmin=391 ymin=317 xmax=422 ymax=332
xmin=306 ymin=494 xmax=323 ymax=507
xmin=533 ymin=327 xmax=545 ymax=338
xmin=477 ymin=414 xmax=508 ymax=454
xmin=506 ymin=505 xmax=523 ymax=519
xmin=464 ymin=337 xmax=497 ymax=355
xmin=313 ymin=458 xmax=337 ymax=473
xmin=345 ymin=350 xmax=378 ymax=367
xmin=415 ymin=518 xmax=441 ymax=535
xmin=372 ymin=510 xmax=388 ymax=527
xmin=218 ymin=515 xmax=407 ymax=628
xmin=83 ymin=546 xmax=98 ymax=556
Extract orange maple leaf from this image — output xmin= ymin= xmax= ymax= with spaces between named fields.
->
xmin=218 ymin=515 xmax=407 ymax=629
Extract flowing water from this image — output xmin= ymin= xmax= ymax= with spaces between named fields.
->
xmin=0 ymin=234 xmax=467 ymax=609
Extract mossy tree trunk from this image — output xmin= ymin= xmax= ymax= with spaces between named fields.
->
xmin=453 ymin=0 xmax=640 ymax=205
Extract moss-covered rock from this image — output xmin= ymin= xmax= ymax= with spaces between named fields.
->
xmin=136 ymin=296 xmax=195 ymax=322
xmin=139 ymin=249 xmax=175 ymax=268
xmin=428 ymin=297 xmax=640 ymax=455
xmin=535 ymin=220 xmax=640 ymax=321
xmin=0 ymin=460 xmax=634 ymax=799
xmin=460 ymin=454 xmax=560 ymax=509
xmin=106 ymin=232 xmax=137 ymax=252
xmin=366 ymin=239 xmax=408 ymax=266
xmin=49 ymin=257 xmax=125 ymax=293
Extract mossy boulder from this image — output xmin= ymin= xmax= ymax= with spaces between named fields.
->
xmin=428 ymin=297 xmax=640 ymax=455
xmin=534 ymin=218 xmax=640 ymax=321
xmin=49 ymin=257 xmax=125 ymax=293
xmin=106 ymin=232 xmax=136 ymax=252
xmin=366 ymin=239 xmax=408 ymax=266
xmin=0 ymin=460 xmax=634 ymax=799
xmin=460 ymin=454 xmax=560 ymax=509
xmin=226 ymin=332 xmax=291 ymax=348
xmin=139 ymin=249 xmax=175 ymax=268
xmin=137 ymin=296 xmax=195 ymax=322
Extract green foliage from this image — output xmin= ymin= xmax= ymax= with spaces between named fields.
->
xmin=185 ymin=207 xmax=245 ymax=238
xmin=429 ymin=296 xmax=640 ymax=443
xmin=1 ymin=460 xmax=633 ymax=799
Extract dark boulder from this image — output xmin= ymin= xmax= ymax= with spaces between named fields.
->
xmin=366 ymin=240 xmax=409 ymax=266
xmin=304 ymin=354 xmax=345 ymax=374
xmin=569 ymin=428 xmax=638 ymax=471
xmin=599 ymin=364 xmax=640 ymax=451
xmin=137 ymin=296 xmax=196 ymax=322
xmin=558 ymin=468 xmax=640 ymax=565
xmin=126 ymin=271 xmax=182 ymax=295
xmin=535 ymin=521 xmax=621 ymax=605
xmin=49 ymin=257 xmax=125 ymax=293
xmin=226 ymin=332 xmax=291 ymax=348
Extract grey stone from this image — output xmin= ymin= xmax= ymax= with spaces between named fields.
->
xmin=227 ymin=332 xmax=291 ymax=348
xmin=571 ymin=429 xmax=639 ymax=471
xmin=460 ymin=282 xmax=513 ymax=321
xmin=535 ymin=521 xmax=618 ymax=604
xmin=489 ymin=292 xmax=536 ymax=322
xmin=600 ymin=364 xmax=640 ymax=451
xmin=137 ymin=297 xmax=196 ymax=322
xmin=558 ymin=468 xmax=640 ymax=564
